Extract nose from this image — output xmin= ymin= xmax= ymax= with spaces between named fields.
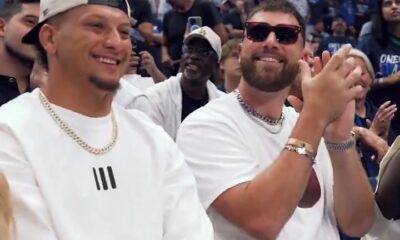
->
xmin=261 ymin=31 xmax=279 ymax=49
xmin=104 ymin=29 xmax=126 ymax=50
xmin=186 ymin=49 xmax=201 ymax=60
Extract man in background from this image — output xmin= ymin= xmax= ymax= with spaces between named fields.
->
xmin=0 ymin=0 xmax=39 ymax=106
xmin=146 ymin=26 xmax=224 ymax=140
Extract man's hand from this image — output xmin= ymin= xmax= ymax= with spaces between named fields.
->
xmin=300 ymin=45 xmax=362 ymax=136
xmin=140 ymin=51 xmax=157 ymax=74
xmin=139 ymin=51 xmax=167 ymax=83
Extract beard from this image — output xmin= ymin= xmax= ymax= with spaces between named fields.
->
xmin=5 ymin=42 xmax=34 ymax=68
xmin=89 ymin=76 xmax=120 ymax=93
xmin=240 ymin=55 xmax=299 ymax=92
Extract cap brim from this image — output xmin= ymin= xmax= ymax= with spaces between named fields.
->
xmin=22 ymin=21 xmax=45 ymax=44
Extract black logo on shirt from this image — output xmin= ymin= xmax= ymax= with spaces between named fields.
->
xmin=93 ymin=166 xmax=117 ymax=191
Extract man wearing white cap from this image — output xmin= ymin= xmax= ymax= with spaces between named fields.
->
xmin=0 ymin=0 xmax=213 ymax=239
xmin=145 ymin=26 xmax=225 ymax=140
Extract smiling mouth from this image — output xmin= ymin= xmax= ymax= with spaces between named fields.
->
xmin=95 ymin=56 xmax=120 ymax=65
xmin=255 ymin=57 xmax=282 ymax=63
xmin=185 ymin=63 xmax=200 ymax=71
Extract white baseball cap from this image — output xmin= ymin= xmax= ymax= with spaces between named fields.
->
xmin=183 ymin=26 xmax=222 ymax=62
xmin=22 ymin=0 xmax=131 ymax=44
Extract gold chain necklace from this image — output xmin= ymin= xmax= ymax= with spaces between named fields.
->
xmin=38 ymin=91 xmax=118 ymax=155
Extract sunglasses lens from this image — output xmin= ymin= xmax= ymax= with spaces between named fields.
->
xmin=246 ymin=24 xmax=270 ymax=42
xmin=275 ymin=26 xmax=299 ymax=44
xmin=246 ymin=23 xmax=300 ymax=44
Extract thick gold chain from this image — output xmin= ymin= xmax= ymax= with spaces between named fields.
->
xmin=38 ymin=91 xmax=118 ymax=155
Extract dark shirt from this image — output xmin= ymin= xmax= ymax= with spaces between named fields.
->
xmin=222 ymin=9 xmax=244 ymax=30
xmin=181 ymin=88 xmax=208 ymax=121
xmin=308 ymin=0 xmax=329 ymax=24
xmin=358 ymin=34 xmax=400 ymax=136
xmin=316 ymin=35 xmax=357 ymax=56
xmin=128 ymin=0 xmax=153 ymax=26
xmin=0 ymin=75 xmax=29 ymax=106
xmin=163 ymin=0 xmax=222 ymax=71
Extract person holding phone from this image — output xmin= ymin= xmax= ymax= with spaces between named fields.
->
xmin=146 ymin=26 xmax=225 ymax=140
xmin=161 ymin=0 xmax=228 ymax=76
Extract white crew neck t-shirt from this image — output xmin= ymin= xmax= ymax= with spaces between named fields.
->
xmin=177 ymin=93 xmax=339 ymax=240
xmin=0 ymin=89 xmax=213 ymax=240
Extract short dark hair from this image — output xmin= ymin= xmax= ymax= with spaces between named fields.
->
xmin=245 ymin=0 xmax=306 ymax=44
xmin=32 ymin=14 xmax=66 ymax=70
xmin=0 ymin=0 xmax=39 ymax=21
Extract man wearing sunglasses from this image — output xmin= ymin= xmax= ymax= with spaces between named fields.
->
xmin=177 ymin=1 xmax=375 ymax=239
xmin=145 ymin=26 xmax=225 ymax=140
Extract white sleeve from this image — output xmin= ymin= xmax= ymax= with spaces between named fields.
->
xmin=125 ymin=95 xmax=155 ymax=118
xmin=176 ymin=111 xmax=258 ymax=209
xmin=162 ymin=137 xmax=214 ymax=240
xmin=144 ymin=90 xmax=166 ymax=127
xmin=0 ymin=126 xmax=57 ymax=240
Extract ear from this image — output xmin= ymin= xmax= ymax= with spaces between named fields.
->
xmin=0 ymin=18 xmax=6 ymax=37
xmin=39 ymin=24 xmax=57 ymax=55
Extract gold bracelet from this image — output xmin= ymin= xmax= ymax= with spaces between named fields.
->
xmin=284 ymin=138 xmax=316 ymax=164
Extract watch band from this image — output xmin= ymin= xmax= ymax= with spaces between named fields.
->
xmin=284 ymin=138 xmax=316 ymax=164
xmin=325 ymin=137 xmax=355 ymax=152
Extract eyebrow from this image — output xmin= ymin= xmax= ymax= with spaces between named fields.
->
xmin=83 ymin=14 xmax=131 ymax=27
xmin=22 ymin=14 xmax=39 ymax=19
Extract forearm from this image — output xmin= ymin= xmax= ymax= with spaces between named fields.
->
xmin=138 ymin=23 xmax=154 ymax=44
xmin=330 ymin=146 xmax=375 ymax=237
xmin=148 ymin=68 xmax=167 ymax=83
xmin=152 ymin=33 xmax=165 ymax=45
xmin=372 ymin=72 xmax=400 ymax=89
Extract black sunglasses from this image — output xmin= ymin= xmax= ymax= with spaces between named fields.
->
xmin=182 ymin=45 xmax=217 ymax=59
xmin=245 ymin=22 xmax=302 ymax=44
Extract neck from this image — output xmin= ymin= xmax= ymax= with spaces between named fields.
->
xmin=180 ymin=76 xmax=208 ymax=100
xmin=355 ymin=99 xmax=366 ymax=117
xmin=238 ymin=79 xmax=288 ymax=120
xmin=224 ymin=74 xmax=241 ymax=93
xmin=43 ymin=69 xmax=114 ymax=117
xmin=389 ymin=23 xmax=400 ymax=38
xmin=0 ymin=45 xmax=30 ymax=92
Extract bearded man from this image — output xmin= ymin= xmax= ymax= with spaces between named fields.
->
xmin=177 ymin=1 xmax=375 ymax=239
xmin=0 ymin=0 xmax=39 ymax=106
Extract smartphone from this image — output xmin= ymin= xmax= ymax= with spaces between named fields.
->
xmin=188 ymin=16 xmax=202 ymax=32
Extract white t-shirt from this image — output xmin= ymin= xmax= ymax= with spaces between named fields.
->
xmin=122 ymin=74 xmax=155 ymax=91
xmin=177 ymin=93 xmax=339 ymax=240
xmin=145 ymin=73 xmax=225 ymax=140
xmin=114 ymin=78 xmax=154 ymax=116
xmin=0 ymin=89 xmax=213 ymax=240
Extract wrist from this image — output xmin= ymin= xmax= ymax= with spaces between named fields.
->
xmin=301 ymin=104 xmax=329 ymax=129
xmin=325 ymin=136 xmax=356 ymax=152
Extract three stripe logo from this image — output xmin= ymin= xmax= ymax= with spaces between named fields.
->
xmin=93 ymin=166 xmax=117 ymax=191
